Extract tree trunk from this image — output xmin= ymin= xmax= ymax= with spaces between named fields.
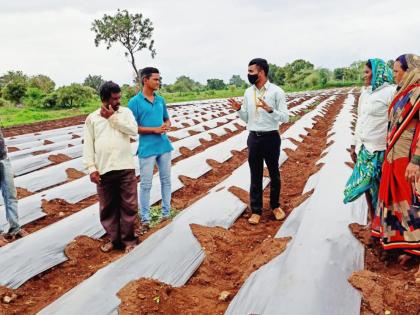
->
xmin=128 ymin=49 xmax=140 ymax=83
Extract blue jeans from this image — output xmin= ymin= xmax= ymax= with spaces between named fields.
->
xmin=139 ymin=152 xmax=171 ymax=223
xmin=0 ymin=158 xmax=20 ymax=234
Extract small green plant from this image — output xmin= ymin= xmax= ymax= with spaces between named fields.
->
xmin=289 ymin=115 xmax=301 ymax=123
xmin=149 ymin=205 xmax=178 ymax=227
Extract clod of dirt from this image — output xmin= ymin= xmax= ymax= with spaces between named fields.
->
xmin=218 ymin=291 xmax=231 ymax=301
xmin=16 ymin=187 xmax=33 ymax=199
xmin=65 ymin=168 xmax=85 ymax=180
xmin=48 ymin=153 xmax=72 ymax=164
xmin=349 ymin=270 xmax=420 ymax=315
xmin=7 ymin=147 xmax=19 ymax=153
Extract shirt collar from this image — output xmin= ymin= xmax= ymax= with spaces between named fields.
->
xmin=94 ymin=106 xmax=122 ymax=116
xmin=139 ymin=91 xmax=157 ymax=102
xmin=254 ymin=80 xmax=271 ymax=92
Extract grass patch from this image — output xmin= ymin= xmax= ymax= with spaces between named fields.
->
xmin=289 ymin=115 xmax=301 ymax=123
xmin=149 ymin=205 xmax=178 ymax=227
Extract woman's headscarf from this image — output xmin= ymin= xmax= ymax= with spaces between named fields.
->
xmin=395 ymin=54 xmax=420 ymax=93
xmin=368 ymin=58 xmax=393 ymax=91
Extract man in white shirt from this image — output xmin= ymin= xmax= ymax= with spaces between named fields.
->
xmin=83 ymin=81 xmax=139 ymax=253
xmin=228 ymin=58 xmax=289 ymax=225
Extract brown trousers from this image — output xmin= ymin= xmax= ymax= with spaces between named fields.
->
xmin=97 ymin=169 xmax=138 ymax=247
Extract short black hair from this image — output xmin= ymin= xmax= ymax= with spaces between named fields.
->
xmin=140 ymin=67 xmax=160 ymax=84
xmin=366 ymin=60 xmax=372 ymax=70
xmin=99 ymin=81 xmax=121 ymax=102
xmin=249 ymin=58 xmax=269 ymax=76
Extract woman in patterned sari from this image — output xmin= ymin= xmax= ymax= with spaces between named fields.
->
xmin=371 ymin=54 xmax=420 ymax=277
xmin=344 ymin=59 xmax=395 ymax=226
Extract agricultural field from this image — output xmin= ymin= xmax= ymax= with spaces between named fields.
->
xmin=0 ymin=88 xmax=418 ymax=315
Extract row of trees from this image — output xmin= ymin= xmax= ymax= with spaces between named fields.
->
xmin=160 ymin=59 xmax=374 ymax=93
xmin=0 ymin=57 xmax=390 ymax=109
xmin=0 ymin=72 xmax=108 ymax=108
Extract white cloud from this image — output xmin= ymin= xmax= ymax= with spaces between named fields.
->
xmin=0 ymin=0 xmax=419 ymax=86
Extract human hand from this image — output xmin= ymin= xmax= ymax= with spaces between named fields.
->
xmin=228 ymin=98 xmax=242 ymax=111
xmin=90 ymin=171 xmax=101 ymax=184
xmin=257 ymin=97 xmax=273 ymax=113
xmin=405 ymin=162 xmax=420 ymax=183
xmin=100 ymin=105 xmax=114 ymax=119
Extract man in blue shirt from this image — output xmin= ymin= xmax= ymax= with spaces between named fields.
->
xmin=128 ymin=67 xmax=173 ymax=234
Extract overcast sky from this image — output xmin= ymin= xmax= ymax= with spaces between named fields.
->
xmin=1 ymin=0 xmax=419 ymax=86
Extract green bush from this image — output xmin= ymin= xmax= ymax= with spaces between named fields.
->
xmin=121 ymin=84 xmax=137 ymax=102
xmin=2 ymin=79 xmax=28 ymax=103
xmin=42 ymin=92 xmax=59 ymax=108
xmin=55 ymin=84 xmax=96 ymax=108
xmin=29 ymin=75 xmax=55 ymax=93
xmin=0 ymin=97 xmax=12 ymax=107
xmin=23 ymin=87 xmax=45 ymax=107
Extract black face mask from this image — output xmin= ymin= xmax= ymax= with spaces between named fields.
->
xmin=248 ymin=73 xmax=259 ymax=85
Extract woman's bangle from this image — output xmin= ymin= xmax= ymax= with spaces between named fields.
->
xmin=411 ymin=155 xmax=420 ymax=166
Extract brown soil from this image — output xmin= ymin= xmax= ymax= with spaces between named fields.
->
xmin=21 ymin=196 xmax=99 ymax=235
xmin=32 ymin=150 xmax=49 ymax=156
xmin=65 ymin=168 xmax=86 ymax=180
xmin=170 ymin=150 xmax=249 ymax=210
xmin=0 ymin=119 xmax=251 ymax=314
xmin=43 ymin=140 xmax=54 ymax=145
xmin=118 ymin=225 xmax=291 ymax=315
xmin=0 ymin=236 xmax=123 ymax=315
xmin=2 ymin=115 xmax=87 ymax=137
xmin=6 ymin=147 xmax=19 ymax=153
xmin=116 ymin=94 xmax=347 ymax=314
xmin=15 ymin=187 xmax=33 ymax=199
xmin=0 ymin=94 xmax=350 ymax=314
xmin=349 ymin=224 xmax=420 ymax=315
xmin=172 ymin=124 xmax=245 ymax=164
xmin=47 ymin=153 xmax=72 ymax=164
xmin=349 ymin=270 xmax=419 ymax=315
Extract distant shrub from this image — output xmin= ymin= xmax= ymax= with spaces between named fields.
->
xmin=0 ymin=97 xmax=12 ymax=107
xmin=2 ymin=79 xmax=27 ymax=103
xmin=55 ymin=84 xmax=96 ymax=108
xmin=23 ymin=87 xmax=45 ymax=107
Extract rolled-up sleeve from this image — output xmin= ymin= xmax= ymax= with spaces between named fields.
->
xmin=270 ymin=89 xmax=289 ymax=123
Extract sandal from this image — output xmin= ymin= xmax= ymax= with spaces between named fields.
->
xmin=125 ymin=245 xmax=136 ymax=254
xmin=100 ymin=241 xmax=114 ymax=253
xmin=248 ymin=214 xmax=261 ymax=225
xmin=137 ymin=223 xmax=150 ymax=236
xmin=0 ymin=235 xmax=8 ymax=247
xmin=15 ymin=229 xmax=29 ymax=238
xmin=273 ymin=208 xmax=286 ymax=221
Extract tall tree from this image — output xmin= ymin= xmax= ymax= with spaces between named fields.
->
xmin=29 ymin=74 xmax=55 ymax=93
xmin=229 ymin=75 xmax=246 ymax=88
xmin=207 ymin=79 xmax=226 ymax=90
xmin=171 ymin=76 xmax=201 ymax=92
xmin=91 ymin=9 xmax=156 ymax=80
xmin=0 ymin=71 xmax=28 ymax=89
xmin=84 ymin=74 xmax=105 ymax=92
